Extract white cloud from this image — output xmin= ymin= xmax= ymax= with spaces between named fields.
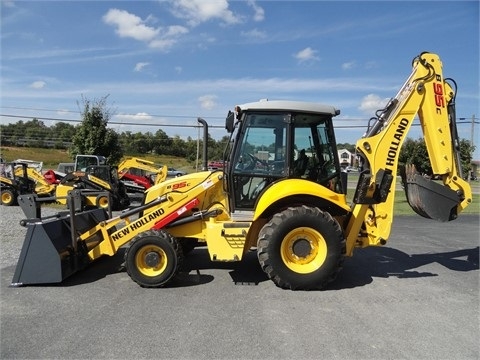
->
xmin=198 ymin=94 xmax=217 ymax=110
xmin=358 ymin=94 xmax=389 ymax=114
xmin=241 ymin=28 xmax=267 ymax=39
xmin=175 ymin=66 xmax=183 ymax=74
xmin=170 ymin=0 xmax=242 ymax=27
xmin=134 ymin=62 xmax=150 ymax=72
xmin=29 ymin=81 xmax=46 ymax=89
xmin=247 ymin=0 xmax=265 ymax=22
xmin=294 ymin=47 xmax=320 ymax=63
xmin=115 ymin=112 xmax=153 ymax=121
xmin=2 ymin=0 xmax=15 ymax=8
xmin=165 ymin=25 xmax=190 ymax=37
xmin=342 ymin=61 xmax=356 ymax=70
xmin=103 ymin=9 xmax=159 ymax=42
xmin=56 ymin=109 xmax=71 ymax=116
xmin=103 ymin=9 xmax=188 ymax=51
xmin=148 ymin=25 xmax=188 ymax=49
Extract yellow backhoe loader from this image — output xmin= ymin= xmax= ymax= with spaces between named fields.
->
xmin=0 ymin=162 xmax=55 ymax=206
xmin=11 ymin=52 xmax=472 ymax=290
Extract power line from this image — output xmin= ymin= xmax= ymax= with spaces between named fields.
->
xmin=1 ymin=112 xmax=477 ymax=131
xmin=0 ymin=113 xmax=227 ymax=129
xmin=0 ymin=106 xmax=226 ymax=120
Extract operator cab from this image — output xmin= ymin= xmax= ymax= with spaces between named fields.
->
xmin=75 ymin=155 xmax=106 ymax=172
xmin=225 ymin=100 xmax=344 ymax=211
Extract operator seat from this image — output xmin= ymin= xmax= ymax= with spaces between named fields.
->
xmin=294 ymin=149 xmax=309 ymax=177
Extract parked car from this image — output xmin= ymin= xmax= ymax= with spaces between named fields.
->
xmin=208 ymin=160 xmax=225 ymax=170
xmin=167 ymin=168 xmax=187 ymax=177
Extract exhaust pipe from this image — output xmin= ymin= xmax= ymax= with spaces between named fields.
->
xmin=197 ymin=118 xmax=208 ymax=171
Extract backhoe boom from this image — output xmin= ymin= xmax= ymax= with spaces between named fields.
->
xmin=346 ymin=52 xmax=472 ymax=255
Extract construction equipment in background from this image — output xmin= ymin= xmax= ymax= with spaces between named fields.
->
xmin=43 ymin=163 xmax=75 ymax=184
xmin=16 ymin=166 xmax=56 ymax=197
xmin=43 ymin=169 xmax=63 ymax=185
xmin=11 ymin=52 xmax=472 ymax=290
xmin=12 ymin=159 xmax=44 ymax=172
xmin=55 ymin=155 xmax=130 ymax=211
xmin=1 ymin=161 xmax=55 ymax=206
xmin=117 ymin=157 xmax=168 ymax=194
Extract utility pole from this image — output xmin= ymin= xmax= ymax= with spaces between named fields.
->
xmin=470 ymin=114 xmax=477 ymax=181
xmin=471 ymin=114 xmax=475 ymax=150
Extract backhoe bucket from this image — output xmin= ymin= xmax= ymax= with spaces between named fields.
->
xmin=401 ymin=164 xmax=461 ymax=222
xmin=11 ymin=208 xmax=109 ymax=286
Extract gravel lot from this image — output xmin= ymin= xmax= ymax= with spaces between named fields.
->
xmin=0 ymin=204 xmax=478 ymax=360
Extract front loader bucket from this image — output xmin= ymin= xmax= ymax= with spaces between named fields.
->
xmin=11 ymin=208 xmax=109 ymax=286
xmin=400 ymin=164 xmax=461 ymax=222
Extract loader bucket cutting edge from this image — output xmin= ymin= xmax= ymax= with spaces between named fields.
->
xmin=401 ymin=165 xmax=461 ymax=222
xmin=11 ymin=208 xmax=109 ymax=286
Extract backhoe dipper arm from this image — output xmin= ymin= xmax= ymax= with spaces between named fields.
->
xmin=344 ymin=52 xmax=472 ymax=255
xmin=118 ymin=157 xmax=167 ymax=185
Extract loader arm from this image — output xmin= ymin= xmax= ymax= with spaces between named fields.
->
xmin=84 ymin=172 xmax=223 ymax=260
xmin=345 ymin=52 xmax=472 ymax=255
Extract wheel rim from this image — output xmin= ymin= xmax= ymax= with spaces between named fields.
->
xmin=135 ymin=245 xmax=168 ymax=277
xmin=280 ymin=227 xmax=327 ymax=274
xmin=1 ymin=192 xmax=12 ymax=204
xmin=97 ymin=196 xmax=109 ymax=209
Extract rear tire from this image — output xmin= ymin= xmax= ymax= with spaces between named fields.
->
xmin=1 ymin=189 xmax=16 ymax=206
xmin=125 ymin=229 xmax=183 ymax=288
xmin=257 ymin=206 xmax=345 ymax=290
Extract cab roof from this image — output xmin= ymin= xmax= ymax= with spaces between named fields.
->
xmin=237 ymin=100 xmax=340 ymax=116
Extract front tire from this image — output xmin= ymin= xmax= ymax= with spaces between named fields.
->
xmin=257 ymin=206 xmax=345 ymax=290
xmin=1 ymin=189 xmax=16 ymax=206
xmin=125 ymin=229 xmax=183 ymax=288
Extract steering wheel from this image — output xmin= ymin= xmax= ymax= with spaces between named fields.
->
xmin=237 ymin=153 xmax=267 ymax=171
xmin=309 ymin=159 xmax=333 ymax=182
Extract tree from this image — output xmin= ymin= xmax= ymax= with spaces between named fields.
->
xmin=52 ymin=122 xmax=76 ymax=143
xmin=337 ymin=143 xmax=356 ymax=153
xmin=152 ymin=129 xmax=172 ymax=155
xmin=459 ymin=138 xmax=476 ymax=177
xmin=399 ymin=137 xmax=475 ymax=177
xmin=69 ymin=95 xmax=123 ymax=164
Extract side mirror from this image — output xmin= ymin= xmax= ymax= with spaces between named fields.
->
xmin=225 ymin=111 xmax=235 ymax=133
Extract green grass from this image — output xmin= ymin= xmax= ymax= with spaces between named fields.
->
xmin=2 ymin=146 xmax=478 ymax=215
xmin=1 ymin=146 xmax=72 ymax=167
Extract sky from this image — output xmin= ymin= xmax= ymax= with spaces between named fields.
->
xmin=1 ymin=0 xmax=479 ymax=158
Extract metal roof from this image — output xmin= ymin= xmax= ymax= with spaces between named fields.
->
xmin=237 ymin=100 xmax=340 ymax=116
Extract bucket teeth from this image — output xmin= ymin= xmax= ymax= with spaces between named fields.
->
xmin=401 ymin=164 xmax=460 ymax=222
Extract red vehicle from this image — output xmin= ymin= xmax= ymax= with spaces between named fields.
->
xmin=207 ymin=160 xmax=225 ymax=170
xmin=117 ymin=157 xmax=167 ymax=193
